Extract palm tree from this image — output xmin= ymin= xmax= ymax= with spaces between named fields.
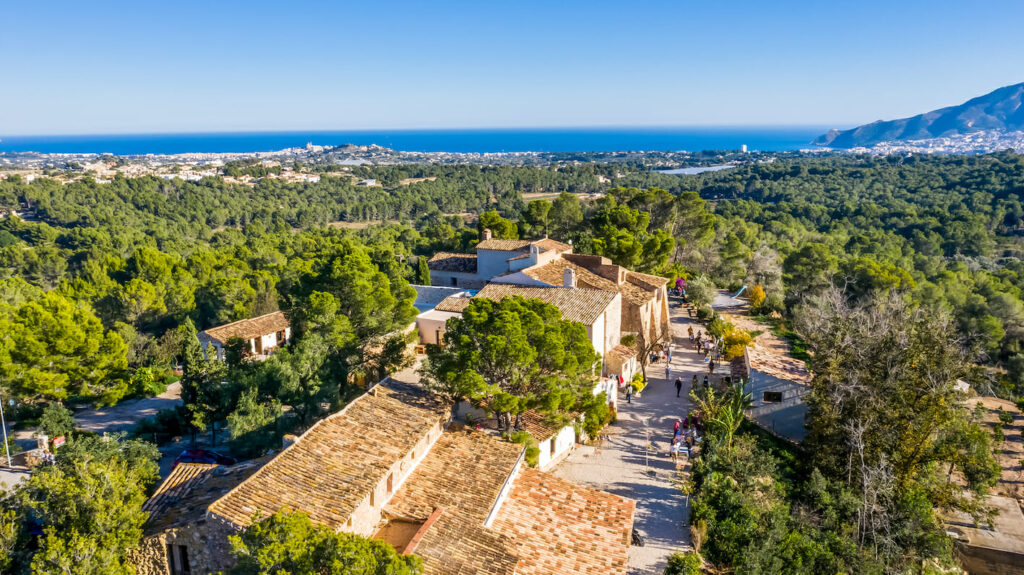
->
xmin=689 ymin=380 xmax=752 ymax=451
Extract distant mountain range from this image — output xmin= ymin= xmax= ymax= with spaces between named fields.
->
xmin=814 ymin=82 xmax=1024 ymax=148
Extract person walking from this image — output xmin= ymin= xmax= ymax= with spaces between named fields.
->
xmin=688 ymin=326 xmax=694 ymax=342
xmin=674 ymin=377 xmax=683 ymax=397
xmin=691 ymin=374 xmax=698 ymax=392
xmin=626 ymin=385 xmax=633 ymax=404
xmin=708 ymin=359 xmax=716 ymax=375
xmin=673 ymin=419 xmax=681 ymax=435
xmin=666 ymin=363 xmax=672 ymax=379
xmin=670 ymin=436 xmax=679 ymax=463
xmin=667 ymin=345 xmax=673 ymax=363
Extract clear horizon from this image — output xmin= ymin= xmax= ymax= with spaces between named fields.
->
xmin=3 ymin=0 xmax=1022 ymax=136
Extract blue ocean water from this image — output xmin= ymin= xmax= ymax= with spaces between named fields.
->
xmin=0 ymin=127 xmax=831 ymax=155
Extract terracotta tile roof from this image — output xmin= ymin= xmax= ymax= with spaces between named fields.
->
xmin=606 ymin=344 xmax=638 ymax=361
xmin=201 ymin=311 xmax=289 ymax=344
xmin=412 ymin=513 xmax=519 ymax=575
xmin=523 ymin=259 xmax=653 ymax=307
xmin=477 ymin=410 xmax=572 ymax=442
xmin=386 ymin=426 xmax=523 ymax=575
xmin=491 ymin=468 xmax=635 ymax=575
xmin=208 ymin=381 xmax=451 ymax=529
xmin=474 ymin=284 xmax=617 ymax=326
xmin=627 ymin=270 xmax=670 ymax=290
xmin=532 ymin=238 xmax=572 ymax=253
xmin=475 ymin=237 xmax=572 ymax=253
xmin=142 ymin=460 xmax=266 ymax=534
xmin=428 ymin=252 xmax=478 ymax=274
xmin=516 ymin=410 xmax=569 ymax=441
xmin=476 ymin=238 xmax=533 ymax=251
xmin=433 ymin=295 xmax=473 ymax=313
xmin=387 ymin=426 xmax=523 ymax=523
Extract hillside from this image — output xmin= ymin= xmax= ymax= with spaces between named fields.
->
xmin=815 ymin=82 xmax=1024 ymax=148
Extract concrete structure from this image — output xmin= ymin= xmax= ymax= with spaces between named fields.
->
xmin=132 ymin=380 xmax=636 ymax=575
xmin=732 ymin=345 xmax=812 ymax=442
xmin=945 ymin=495 xmax=1024 ymax=575
xmin=197 ymin=311 xmax=290 ymax=361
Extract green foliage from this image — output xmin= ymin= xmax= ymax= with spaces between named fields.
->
xmin=422 ymin=296 xmax=600 ymax=431
xmin=227 ymin=510 xmax=423 ymax=575
xmin=998 ymin=407 xmax=1014 ymax=425
xmin=4 ymin=435 xmax=159 ymax=574
xmin=37 ymin=403 xmax=75 ymax=440
xmin=687 ymin=275 xmax=716 ymax=311
xmin=509 ymin=430 xmax=540 ymax=467
xmin=664 ymin=551 xmax=702 ymax=575
xmin=478 ymin=209 xmax=518 ymax=239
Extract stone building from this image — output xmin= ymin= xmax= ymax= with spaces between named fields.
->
xmin=132 ymin=379 xmax=635 ymax=575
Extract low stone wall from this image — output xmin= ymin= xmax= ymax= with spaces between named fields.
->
xmin=955 ymin=543 xmax=1024 ymax=575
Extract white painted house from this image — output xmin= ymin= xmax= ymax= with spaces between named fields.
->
xmin=198 ymin=311 xmax=291 ymax=361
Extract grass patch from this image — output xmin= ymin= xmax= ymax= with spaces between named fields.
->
xmin=752 ymin=314 xmax=811 ymax=363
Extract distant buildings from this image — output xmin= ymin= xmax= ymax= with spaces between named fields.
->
xmin=424 ymin=229 xmax=671 ymax=365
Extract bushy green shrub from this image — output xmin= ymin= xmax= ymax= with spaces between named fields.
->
xmin=998 ymin=408 xmax=1014 ymax=425
xmin=664 ymin=551 xmax=702 ymax=575
xmin=38 ymin=403 xmax=75 ymax=440
xmin=132 ymin=407 xmax=187 ymax=445
xmin=509 ymin=430 xmax=540 ymax=467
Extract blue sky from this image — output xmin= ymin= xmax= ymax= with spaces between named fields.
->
xmin=2 ymin=0 xmax=1022 ymax=135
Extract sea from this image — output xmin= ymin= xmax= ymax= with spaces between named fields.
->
xmin=0 ymin=127 xmax=831 ymax=156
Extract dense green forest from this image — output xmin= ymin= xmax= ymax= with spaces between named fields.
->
xmin=1 ymin=153 xmax=1023 ymax=572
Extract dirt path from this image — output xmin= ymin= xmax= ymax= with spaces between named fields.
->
xmin=552 ymin=297 xmax=700 ymax=573
xmin=73 ymin=382 xmax=182 ymax=435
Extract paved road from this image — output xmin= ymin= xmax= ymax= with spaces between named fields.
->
xmin=553 ymin=298 xmax=704 ymax=574
xmin=74 ymin=382 xmax=183 ymax=434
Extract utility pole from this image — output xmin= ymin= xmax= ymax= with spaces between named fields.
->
xmin=0 ymin=395 xmax=11 ymax=467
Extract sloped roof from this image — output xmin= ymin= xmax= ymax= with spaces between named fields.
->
xmin=606 ymin=345 xmax=638 ymax=362
xmin=387 ymin=426 xmax=522 ymax=523
xmin=627 ymin=270 xmax=670 ymax=290
xmin=476 ymin=238 xmax=533 ymax=251
xmin=208 ymin=380 xmax=451 ymax=529
xmin=474 ymin=284 xmax=617 ymax=326
xmin=434 ymin=295 xmax=474 ymax=313
xmin=428 ymin=252 xmax=478 ymax=274
xmin=386 ymin=426 xmax=524 ymax=575
xmin=142 ymin=460 xmax=266 ymax=534
xmin=522 ymin=259 xmax=653 ymax=307
xmin=475 ymin=237 xmax=572 ymax=253
xmin=491 ymin=467 xmax=635 ymax=575
xmin=200 ymin=311 xmax=289 ymax=344
xmin=410 ymin=513 xmax=519 ymax=575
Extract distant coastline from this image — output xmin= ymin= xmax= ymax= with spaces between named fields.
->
xmin=0 ymin=127 xmax=830 ymax=156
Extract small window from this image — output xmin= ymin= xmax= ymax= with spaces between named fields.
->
xmin=370 ymin=489 xmax=375 ymax=507
xmin=450 ymin=277 xmax=458 ymax=287
xmin=387 ymin=472 xmax=394 ymax=495
xmin=550 ymin=437 xmax=557 ymax=457
xmin=763 ymin=391 xmax=783 ymax=403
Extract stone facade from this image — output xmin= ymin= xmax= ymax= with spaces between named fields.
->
xmin=128 ymin=519 xmax=237 ymax=575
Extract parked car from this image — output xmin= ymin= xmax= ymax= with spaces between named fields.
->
xmin=172 ymin=449 xmax=236 ymax=469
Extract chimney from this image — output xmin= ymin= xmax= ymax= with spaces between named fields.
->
xmin=530 ymin=243 xmax=540 ymax=260
xmin=481 ymin=228 xmax=493 ymax=241
xmin=563 ymin=267 xmax=577 ymax=288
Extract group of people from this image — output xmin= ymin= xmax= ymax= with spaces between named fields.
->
xmin=670 ymin=417 xmax=700 ymax=463
xmin=687 ymin=325 xmax=722 ymax=375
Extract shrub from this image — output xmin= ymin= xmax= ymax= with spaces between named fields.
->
xmin=38 ymin=403 xmax=75 ymax=440
xmin=664 ymin=551 xmax=702 ymax=575
xmin=132 ymin=407 xmax=188 ymax=445
xmin=993 ymin=423 xmax=1004 ymax=444
xmin=631 ymin=372 xmax=647 ymax=393
xmin=695 ymin=306 xmax=713 ymax=321
xmin=749 ymin=284 xmax=766 ymax=310
xmin=998 ymin=408 xmax=1014 ymax=426
xmin=509 ymin=430 xmax=540 ymax=467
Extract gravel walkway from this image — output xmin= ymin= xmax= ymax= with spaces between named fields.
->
xmin=552 ymin=298 xmax=704 ymax=574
